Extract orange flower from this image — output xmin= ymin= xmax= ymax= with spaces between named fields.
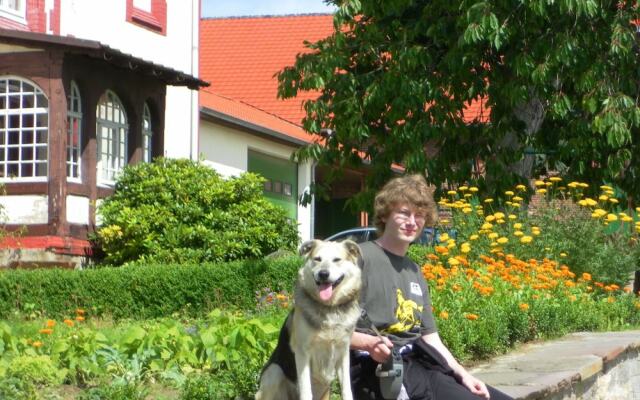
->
xmin=75 ymin=316 xmax=85 ymax=322
xmin=63 ymin=319 xmax=74 ymax=327
xmin=519 ymin=303 xmax=529 ymax=311
xmin=434 ymin=246 xmax=449 ymax=255
xmin=46 ymin=320 xmax=56 ymax=328
xmin=439 ymin=311 xmax=449 ymax=320
xmin=75 ymin=309 xmax=86 ymax=315
xmin=281 ymin=302 xmax=289 ymax=308
xmin=427 ymin=254 xmax=440 ymax=261
xmin=581 ymin=273 xmax=592 ymax=281
xmin=32 ymin=341 xmax=43 ymax=348
xmin=465 ymin=313 xmax=479 ymax=321
xmin=39 ymin=328 xmax=53 ymax=335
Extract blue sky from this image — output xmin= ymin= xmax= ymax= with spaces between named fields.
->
xmin=201 ymin=0 xmax=335 ymax=18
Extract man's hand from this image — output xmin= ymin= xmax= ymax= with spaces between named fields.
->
xmin=458 ymin=371 xmax=490 ymax=400
xmin=351 ymin=331 xmax=394 ymax=363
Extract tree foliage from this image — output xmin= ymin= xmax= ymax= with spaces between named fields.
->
xmin=278 ymin=0 xmax=640 ymax=205
xmin=95 ymin=158 xmax=300 ymax=265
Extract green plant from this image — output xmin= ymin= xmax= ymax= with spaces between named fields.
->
xmin=75 ymin=381 xmax=148 ymax=400
xmin=95 ymin=158 xmax=300 ymax=265
xmin=5 ymin=354 xmax=65 ymax=386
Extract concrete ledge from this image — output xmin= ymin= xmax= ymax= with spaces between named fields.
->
xmin=471 ymin=330 xmax=640 ymax=400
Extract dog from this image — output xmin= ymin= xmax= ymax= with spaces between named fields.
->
xmin=255 ymin=239 xmax=363 ymax=400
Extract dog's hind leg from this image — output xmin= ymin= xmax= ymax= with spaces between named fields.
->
xmin=256 ymin=364 xmax=296 ymax=400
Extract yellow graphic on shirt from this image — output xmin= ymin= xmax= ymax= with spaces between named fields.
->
xmin=384 ymin=289 xmax=423 ymax=334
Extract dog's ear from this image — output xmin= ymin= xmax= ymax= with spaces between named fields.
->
xmin=341 ymin=240 xmax=362 ymax=262
xmin=299 ymin=240 xmax=321 ymax=257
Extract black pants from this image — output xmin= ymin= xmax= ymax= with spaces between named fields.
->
xmin=351 ymin=345 xmax=513 ymax=400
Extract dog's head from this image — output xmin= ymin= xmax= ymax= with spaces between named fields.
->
xmin=298 ymin=239 xmax=362 ymax=305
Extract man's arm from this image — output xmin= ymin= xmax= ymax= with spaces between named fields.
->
xmin=422 ymin=332 xmax=490 ymax=399
xmin=351 ymin=331 xmax=394 ymax=363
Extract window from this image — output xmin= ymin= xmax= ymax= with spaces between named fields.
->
xmin=126 ymin=0 xmax=167 ymax=34
xmin=0 ymin=77 xmax=48 ymax=180
xmin=142 ymin=103 xmax=152 ymax=163
xmin=96 ymin=91 xmax=128 ymax=184
xmin=0 ymin=0 xmax=25 ymax=21
xmin=67 ymin=81 xmax=82 ymax=181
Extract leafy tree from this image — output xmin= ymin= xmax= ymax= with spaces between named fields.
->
xmin=278 ymin=0 xmax=640 ymax=206
xmin=95 ymin=158 xmax=300 ymax=265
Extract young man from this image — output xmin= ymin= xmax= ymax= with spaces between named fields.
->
xmin=350 ymin=174 xmax=513 ymax=400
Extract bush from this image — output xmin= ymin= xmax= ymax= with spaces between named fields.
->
xmin=95 ymin=158 xmax=300 ymax=265
xmin=0 ymin=256 xmax=301 ymax=320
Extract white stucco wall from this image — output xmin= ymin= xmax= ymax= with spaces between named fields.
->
xmin=199 ymin=119 xmax=313 ymax=241
xmin=58 ymin=0 xmax=199 ymax=159
xmin=66 ymin=195 xmax=90 ymax=225
xmin=0 ymin=195 xmax=48 ymax=224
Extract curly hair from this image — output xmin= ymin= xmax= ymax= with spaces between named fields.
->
xmin=373 ymin=174 xmax=438 ymax=234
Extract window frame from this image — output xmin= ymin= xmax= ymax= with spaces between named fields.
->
xmin=125 ymin=0 xmax=167 ymax=35
xmin=0 ymin=0 xmax=26 ymax=23
xmin=0 ymin=76 xmax=49 ymax=182
xmin=96 ymin=90 xmax=128 ymax=186
xmin=142 ymin=102 xmax=152 ymax=163
xmin=66 ymin=81 xmax=82 ymax=182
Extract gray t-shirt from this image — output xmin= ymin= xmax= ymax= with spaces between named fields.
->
xmin=356 ymin=241 xmax=437 ymax=347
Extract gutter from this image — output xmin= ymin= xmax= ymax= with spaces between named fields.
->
xmin=200 ymin=106 xmax=309 ymax=147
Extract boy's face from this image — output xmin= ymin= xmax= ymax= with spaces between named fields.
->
xmin=382 ymin=203 xmax=426 ymax=244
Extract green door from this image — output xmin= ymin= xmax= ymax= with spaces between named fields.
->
xmin=248 ymin=150 xmax=298 ymax=220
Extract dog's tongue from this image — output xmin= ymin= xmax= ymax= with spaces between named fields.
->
xmin=318 ymin=283 xmax=333 ymax=301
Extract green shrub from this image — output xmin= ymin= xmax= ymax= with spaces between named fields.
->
xmin=76 ymin=381 xmax=148 ymax=400
xmin=5 ymin=355 xmax=65 ymax=386
xmin=0 ymin=257 xmax=301 ymax=320
xmin=95 ymin=158 xmax=300 ymax=265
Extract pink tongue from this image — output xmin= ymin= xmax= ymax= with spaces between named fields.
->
xmin=318 ymin=283 xmax=333 ymax=301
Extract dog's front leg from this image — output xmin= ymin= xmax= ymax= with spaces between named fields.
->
xmin=337 ymin=346 xmax=354 ymax=400
xmin=295 ymin=351 xmax=313 ymax=400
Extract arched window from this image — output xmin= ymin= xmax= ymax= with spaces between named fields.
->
xmin=96 ymin=91 xmax=128 ymax=184
xmin=67 ymin=81 xmax=82 ymax=181
xmin=0 ymin=77 xmax=48 ymax=180
xmin=142 ymin=102 xmax=152 ymax=163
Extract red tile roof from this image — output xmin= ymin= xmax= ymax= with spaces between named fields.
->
xmin=200 ymin=14 xmax=333 ymax=126
xmin=199 ymin=14 xmax=488 ymax=140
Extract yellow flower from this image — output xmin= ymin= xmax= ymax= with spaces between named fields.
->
xmin=469 ymin=187 xmax=479 ymax=192
xmin=439 ymin=311 xmax=449 ymax=319
xmin=448 ymin=257 xmax=460 ymax=266
xmin=578 ymin=199 xmax=588 ymax=206
xmin=606 ymin=214 xmax=618 ymax=222
xmin=512 ymin=196 xmax=523 ymax=202
xmin=600 ymin=185 xmax=613 ymax=191
xmin=447 ymin=190 xmax=457 ymax=196
xmin=599 ymin=195 xmax=608 ymax=201
xmin=508 ymin=214 xmax=517 ymax=220
xmin=459 ymin=186 xmax=468 ymax=191
xmin=493 ymin=212 xmax=505 ymax=219
xmin=568 ymin=181 xmax=579 ymax=188
xmin=505 ymin=190 xmax=514 ymax=196
xmin=438 ymin=233 xmax=450 ymax=242
xmin=608 ymin=198 xmax=619 ymax=204
xmin=484 ymin=198 xmax=494 ymax=204
xmin=497 ymin=237 xmax=509 ymax=244
xmin=485 ymin=215 xmax=496 ymax=222
xmin=534 ymin=180 xmax=545 ymax=186
xmin=520 ymin=236 xmax=533 ymax=244
xmin=536 ymin=188 xmax=547 ymax=194
xmin=515 ymin=184 xmax=527 ymax=191
xmin=469 ymin=234 xmax=479 ymax=240
xmin=464 ymin=193 xmax=472 ymax=198
xmin=488 ymin=232 xmax=499 ymax=239
xmin=579 ymin=183 xmax=589 ymax=188
xmin=585 ymin=198 xmax=598 ymax=206
xmin=32 ymin=341 xmax=43 ymax=348
xmin=461 ymin=243 xmax=471 ymax=253
xmin=513 ymin=222 xmax=523 ymax=229
xmin=549 ymin=177 xmax=562 ymax=182
xmin=440 ymin=219 xmax=450 ymax=224
xmin=560 ymin=252 xmax=567 ymax=257
xmin=513 ymin=230 xmax=524 ymax=237
xmin=462 ymin=207 xmax=473 ymax=214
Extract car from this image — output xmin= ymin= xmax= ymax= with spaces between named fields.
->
xmin=325 ymin=226 xmax=456 ymax=246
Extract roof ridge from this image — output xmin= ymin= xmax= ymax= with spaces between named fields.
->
xmin=201 ymin=13 xmax=333 ymax=21
xmin=201 ymin=89 xmax=307 ymax=129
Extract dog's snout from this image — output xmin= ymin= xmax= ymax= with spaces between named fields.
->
xmin=317 ymin=269 xmax=330 ymax=282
